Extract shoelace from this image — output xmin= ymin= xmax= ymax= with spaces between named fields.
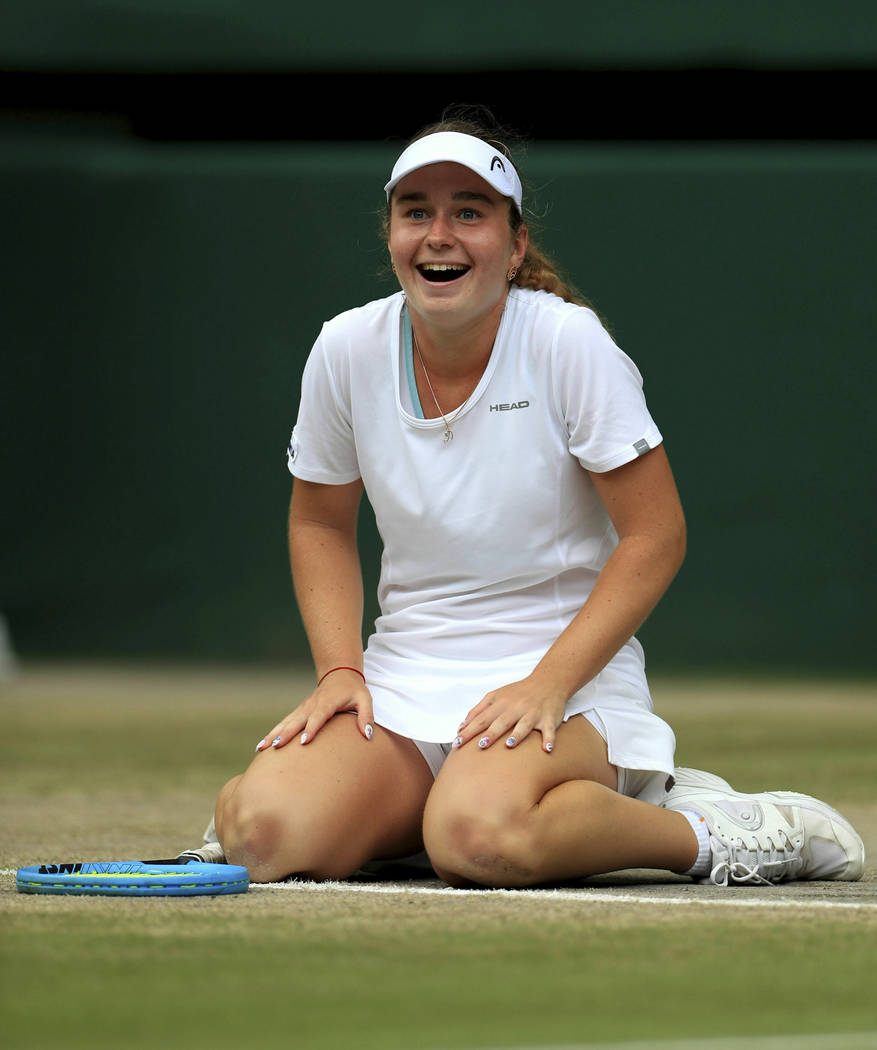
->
xmin=708 ymin=831 xmax=803 ymax=887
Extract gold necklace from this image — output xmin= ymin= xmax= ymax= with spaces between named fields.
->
xmin=411 ymin=327 xmax=461 ymax=444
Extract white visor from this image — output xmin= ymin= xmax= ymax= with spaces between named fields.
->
xmin=384 ymin=132 xmax=523 ymax=212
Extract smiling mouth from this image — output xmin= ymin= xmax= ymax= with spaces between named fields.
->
xmin=417 ymin=263 xmax=470 ymax=283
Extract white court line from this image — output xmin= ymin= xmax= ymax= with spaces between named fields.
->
xmin=251 ymin=879 xmax=877 ymax=911
xmin=425 ymin=1036 xmax=877 ymax=1050
xmin=4 ymin=869 xmax=874 ymax=910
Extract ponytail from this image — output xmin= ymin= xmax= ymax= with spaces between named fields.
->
xmin=509 ymin=207 xmax=591 ymax=308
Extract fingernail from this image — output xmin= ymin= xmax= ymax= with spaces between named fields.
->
xmin=271 ymin=736 xmax=282 ymax=748
xmin=365 ymin=724 xmax=373 ymax=740
xmin=478 ymin=736 xmax=490 ymax=749
xmin=452 ymin=736 xmax=463 ymax=750
xmin=300 ymin=732 xmax=308 ymax=745
xmin=255 ymin=739 xmax=266 ymax=752
xmin=545 ymin=741 xmax=554 ymax=753
xmin=505 ymin=736 xmax=516 ymax=748
xmin=458 ymin=721 xmax=468 ymax=731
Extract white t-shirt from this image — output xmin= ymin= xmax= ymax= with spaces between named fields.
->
xmin=288 ymin=288 xmax=672 ymax=767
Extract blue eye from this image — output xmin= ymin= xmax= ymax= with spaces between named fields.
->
xmin=459 ymin=208 xmax=479 ymax=220
xmin=408 ymin=208 xmax=428 ymax=220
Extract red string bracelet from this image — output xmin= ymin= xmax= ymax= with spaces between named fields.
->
xmin=318 ymin=666 xmax=366 ymax=686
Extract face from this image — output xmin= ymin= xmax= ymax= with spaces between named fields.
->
xmin=387 ymin=162 xmax=527 ymax=335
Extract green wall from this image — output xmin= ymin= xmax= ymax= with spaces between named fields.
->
xmin=4 ymin=1 xmax=877 ymax=70
xmin=2 ymin=129 xmax=874 ymax=670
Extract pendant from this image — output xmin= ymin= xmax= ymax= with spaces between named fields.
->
xmin=443 ymin=428 xmax=454 ymax=443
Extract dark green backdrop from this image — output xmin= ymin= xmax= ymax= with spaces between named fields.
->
xmin=2 ymin=0 xmax=875 ymax=670
xmin=3 ymin=130 xmax=874 ymax=670
xmin=4 ymin=0 xmax=876 ymax=70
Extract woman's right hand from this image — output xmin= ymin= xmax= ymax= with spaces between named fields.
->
xmin=255 ymin=668 xmax=375 ymax=752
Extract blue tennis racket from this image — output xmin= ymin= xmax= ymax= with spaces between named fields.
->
xmin=16 ymin=860 xmax=249 ymax=897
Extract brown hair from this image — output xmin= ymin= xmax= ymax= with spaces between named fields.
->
xmin=385 ymin=105 xmax=595 ymax=310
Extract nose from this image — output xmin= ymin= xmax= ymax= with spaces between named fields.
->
xmin=426 ymin=212 xmax=455 ymax=248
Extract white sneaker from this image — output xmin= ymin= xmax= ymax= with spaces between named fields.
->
xmin=202 ymin=817 xmax=218 ymax=845
xmin=663 ymin=767 xmax=865 ymax=886
xmin=666 ymin=766 xmax=737 ymax=799
xmin=177 ymin=840 xmax=226 ymax=865
xmin=176 ymin=816 xmax=225 ymax=864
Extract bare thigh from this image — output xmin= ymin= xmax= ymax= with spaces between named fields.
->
xmin=216 ymin=714 xmax=435 ymax=882
xmin=422 ymin=717 xmax=620 ymax=885
xmin=428 ymin=714 xmax=617 ymax=819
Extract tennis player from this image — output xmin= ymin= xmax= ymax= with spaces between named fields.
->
xmin=197 ymin=108 xmax=864 ymax=889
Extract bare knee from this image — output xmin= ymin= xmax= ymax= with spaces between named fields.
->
xmin=220 ymin=795 xmax=286 ymax=881
xmin=423 ymin=800 xmax=537 ymax=889
xmin=219 ymin=787 xmax=357 ymax=884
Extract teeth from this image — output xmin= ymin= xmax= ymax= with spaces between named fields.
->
xmin=420 ymin=263 xmax=468 ymax=271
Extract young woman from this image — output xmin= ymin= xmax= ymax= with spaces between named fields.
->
xmin=195 ymin=110 xmax=864 ymax=889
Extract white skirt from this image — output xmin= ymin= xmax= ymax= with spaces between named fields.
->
xmin=363 ymin=643 xmax=676 ymax=806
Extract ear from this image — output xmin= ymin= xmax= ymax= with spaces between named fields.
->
xmin=511 ymin=223 xmax=529 ymax=270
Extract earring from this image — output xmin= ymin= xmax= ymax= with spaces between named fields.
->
xmin=507 ymin=267 xmax=518 ymax=281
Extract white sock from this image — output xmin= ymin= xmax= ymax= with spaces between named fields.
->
xmin=678 ymin=809 xmax=712 ymax=877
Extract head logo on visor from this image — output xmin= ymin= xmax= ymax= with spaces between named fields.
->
xmin=384 ymin=132 xmax=523 ymax=212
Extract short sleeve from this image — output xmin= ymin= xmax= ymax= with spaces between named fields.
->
xmin=551 ymin=309 xmax=663 ymax=473
xmin=286 ymin=327 xmax=361 ymax=484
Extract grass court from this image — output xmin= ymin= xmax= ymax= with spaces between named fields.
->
xmin=1 ymin=664 xmax=875 ymax=1050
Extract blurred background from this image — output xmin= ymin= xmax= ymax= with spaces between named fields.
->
xmin=2 ymin=1 xmax=875 ymax=674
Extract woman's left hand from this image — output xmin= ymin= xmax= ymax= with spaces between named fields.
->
xmin=452 ymin=677 xmax=567 ymax=755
